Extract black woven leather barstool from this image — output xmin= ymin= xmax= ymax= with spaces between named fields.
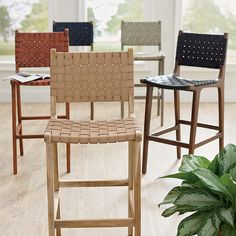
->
xmin=141 ymin=30 xmax=228 ymax=174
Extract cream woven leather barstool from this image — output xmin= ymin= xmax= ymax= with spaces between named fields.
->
xmin=121 ymin=21 xmax=165 ymax=125
xmin=44 ymin=48 xmax=142 ymax=235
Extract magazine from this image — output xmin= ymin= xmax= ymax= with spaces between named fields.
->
xmin=5 ymin=72 xmax=50 ymax=83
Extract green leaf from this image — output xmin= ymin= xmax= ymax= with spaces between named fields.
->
xmin=219 ymin=207 xmax=234 ymax=227
xmin=177 ymin=212 xmax=208 ymax=236
xmin=160 ymin=172 xmax=198 ymax=183
xmin=161 ymin=205 xmax=179 ymax=217
xmin=218 ymin=143 xmax=236 ymax=175
xmin=211 ymin=212 xmax=221 ymax=230
xmin=159 ymin=187 xmax=182 ymax=206
xmin=181 ymin=181 xmax=194 ymax=188
xmin=193 ymin=169 xmax=233 ymax=201
xmin=184 ymin=180 xmax=205 ymax=189
xmin=229 ymin=164 xmax=236 ymax=182
xmin=221 ymin=223 xmax=236 ymax=236
xmin=174 ymin=189 xmax=224 ymax=211
xmin=208 ymin=154 xmax=219 ymax=175
xmin=179 ymin=154 xmax=210 ymax=172
xmin=180 ymin=181 xmax=205 ymax=189
xmin=219 ymin=174 xmax=236 ymax=208
xmin=198 ymin=217 xmax=218 ymax=236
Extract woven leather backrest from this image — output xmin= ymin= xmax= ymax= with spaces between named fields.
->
xmin=176 ymin=31 xmax=228 ymax=69
xmin=15 ymin=30 xmax=69 ymax=69
xmin=50 ymin=49 xmax=134 ymax=103
xmin=53 ymin=22 xmax=93 ymax=46
xmin=121 ymin=21 xmax=161 ymax=46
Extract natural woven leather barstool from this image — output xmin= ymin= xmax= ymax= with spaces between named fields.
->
xmin=121 ymin=21 xmax=165 ymax=125
xmin=11 ymin=29 xmax=70 ymax=174
xmin=44 ymin=49 xmax=142 ymax=235
xmin=141 ymin=31 xmax=228 ymax=174
xmin=53 ymin=21 xmax=95 ymax=120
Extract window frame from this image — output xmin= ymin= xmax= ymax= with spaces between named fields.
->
xmin=0 ymin=0 xmax=158 ymax=72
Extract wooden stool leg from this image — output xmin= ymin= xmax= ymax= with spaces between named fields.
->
xmin=66 ymin=143 xmax=71 ymax=173
xmin=65 ymin=103 xmax=71 ymax=173
xmin=46 ymin=142 xmax=55 ymax=236
xmin=142 ymin=85 xmax=153 ymax=174
xmin=157 ymin=88 xmax=160 ymax=116
xmin=90 ymin=102 xmax=94 ymax=120
xmin=128 ymin=142 xmax=134 ymax=236
xmin=134 ymin=141 xmax=141 ymax=236
xmin=52 ymin=143 xmax=61 ymax=235
xmin=174 ymin=90 xmax=181 ymax=159
xmin=160 ymin=89 xmax=164 ymax=127
xmin=53 ymin=143 xmax=59 ymax=191
xmin=56 ymin=199 xmax=61 ymax=236
xmin=189 ymin=90 xmax=201 ymax=154
xmin=11 ymin=83 xmax=17 ymax=174
xmin=159 ymin=58 xmax=165 ymax=126
xmin=16 ymin=84 xmax=23 ymax=156
xmin=121 ymin=101 xmax=125 ymax=118
xmin=218 ymin=87 xmax=224 ymax=152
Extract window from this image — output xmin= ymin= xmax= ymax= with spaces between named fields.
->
xmin=87 ymin=0 xmax=144 ymax=51
xmin=0 ymin=0 xmax=48 ymax=60
xmin=182 ymin=0 xmax=236 ymax=63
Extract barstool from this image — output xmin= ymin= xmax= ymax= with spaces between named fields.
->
xmin=141 ymin=31 xmax=228 ymax=174
xmin=45 ymin=48 xmax=142 ymax=235
xmin=53 ymin=21 xmax=95 ymax=119
xmin=120 ymin=21 xmax=165 ymax=125
xmin=11 ymin=29 xmax=70 ymax=174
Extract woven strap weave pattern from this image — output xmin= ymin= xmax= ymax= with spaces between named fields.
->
xmin=176 ymin=32 xmax=227 ymax=69
xmin=50 ymin=50 xmax=134 ymax=103
xmin=53 ymin=22 xmax=93 ymax=46
xmin=121 ymin=21 xmax=161 ymax=46
xmin=141 ymin=75 xmax=217 ymax=89
xmin=15 ymin=30 xmax=69 ymax=68
xmin=45 ymin=118 xmax=142 ymax=144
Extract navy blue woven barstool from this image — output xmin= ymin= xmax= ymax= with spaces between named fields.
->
xmin=53 ymin=21 xmax=95 ymax=120
xmin=53 ymin=21 xmax=93 ymax=48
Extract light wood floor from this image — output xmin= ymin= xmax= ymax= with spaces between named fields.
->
xmin=0 ymin=101 xmax=235 ymax=236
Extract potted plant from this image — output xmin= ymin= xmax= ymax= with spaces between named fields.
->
xmin=159 ymin=143 xmax=236 ymax=236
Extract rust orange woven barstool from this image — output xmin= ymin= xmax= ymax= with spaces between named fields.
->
xmin=12 ymin=29 xmax=70 ymax=174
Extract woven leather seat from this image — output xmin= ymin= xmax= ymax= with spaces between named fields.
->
xmin=142 ymin=75 xmax=217 ymax=89
xmin=45 ymin=49 xmax=142 ymax=236
xmin=11 ymin=30 xmax=70 ymax=174
xmin=142 ymin=31 xmax=228 ymax=174
xmin=45 ymin=118 xmax=141 ymax=144
xmin=121 ymin=21 xmax=165 ymax=125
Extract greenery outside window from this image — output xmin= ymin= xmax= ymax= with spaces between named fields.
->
xmin=182 ymin=0 xmax=236 ymax=63
xmin=0 ymin=0 xmax=48 ymax=60
xmin=87 ymin=0 xmax=144 ymax=52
